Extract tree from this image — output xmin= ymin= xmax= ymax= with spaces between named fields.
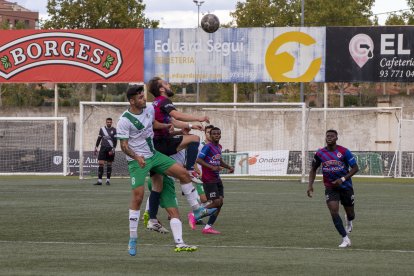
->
xmin=385 ymin=13 xmax=407 ymax=25
xmin=231 ymin=0 xmax=374 ymax=27
xmin=382 ymin=0 xmax=414 ymax=25
xmin=304 ymin=0 xmax=374 ymax=26
xmin=231 ymin=0 xmax=301 ymax=27
xmin=43 ymin=0 xmax=159 ymax=29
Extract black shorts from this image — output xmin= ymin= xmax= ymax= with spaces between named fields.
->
xmin=203 ymin=181 xmax=224 ymax=201
xmin=325 ymin=187 xmax=355 ymax=207
xmin=153 ymin=136 xmax=183 ymax=157
xmin=98 ymin=147 xmax=115 ymax=162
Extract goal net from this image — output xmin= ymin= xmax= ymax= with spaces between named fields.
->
xmin=79 ymin=102 xmax=406 ymax=179
xmin=306 ymin=107 xmax=403 ymax=177
xmin=0 ymin=117 xmax=69 ymax=175
xmin=399 ymin=119 xmax=414 ymax=177
xmin=79 ymin=102 xmax=307 ymax=180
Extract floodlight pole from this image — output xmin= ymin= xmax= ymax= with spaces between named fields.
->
xmin=193 ymin=0 xmax=205 ymax=102
xmin=193 ymin=0 xmax=205 ymax=27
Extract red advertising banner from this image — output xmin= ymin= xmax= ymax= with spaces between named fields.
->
xmin=0 ymin=29 xmax=143 ymax=83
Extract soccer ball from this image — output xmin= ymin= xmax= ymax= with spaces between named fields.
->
xmin=201 ymin=14 xmax=220 ymax=33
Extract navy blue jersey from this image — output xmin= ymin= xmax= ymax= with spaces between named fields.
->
xmin=198 ymin=142 xmax=222 ymax=184
xmin=312 ymin=145 xmax=357 ymax=189
xmin=152 ymin=95 xmax=176 ymax=139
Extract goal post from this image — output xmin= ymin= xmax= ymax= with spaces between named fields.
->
xmin=0 ymin=117 xmax=68 ymax=176
xmin=79 ymin=102 xmax=308 ymax=180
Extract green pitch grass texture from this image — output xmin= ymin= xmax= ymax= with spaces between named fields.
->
xmin=1 ymin=176 xmax=413 ymax=275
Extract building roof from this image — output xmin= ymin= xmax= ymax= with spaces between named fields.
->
xmin=0 ymin=0 xmax=32 ymax=12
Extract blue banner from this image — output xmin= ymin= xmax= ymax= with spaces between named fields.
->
xmin=144 ymin=27 xmax=326 ymax=83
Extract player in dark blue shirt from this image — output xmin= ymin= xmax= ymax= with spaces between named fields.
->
xmin=196 ymin=127 xmax=234 ymax=234
xmin=307 ymin=129 xmax=359 ymax=248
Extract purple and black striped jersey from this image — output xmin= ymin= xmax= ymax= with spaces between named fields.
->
xmin=312 ymin=145 xmax=357 ymax=189
xmin=198 ymin=142 xmax=222 ymax=184
xmin=152 ymin=95 xmax=176 ymax=139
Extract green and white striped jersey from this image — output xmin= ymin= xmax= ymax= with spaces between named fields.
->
xmin=117 ymin=105 xmax=156 ymax=161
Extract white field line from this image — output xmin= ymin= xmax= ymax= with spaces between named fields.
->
xmin=1 ymin=240 xmax=413 ymax=254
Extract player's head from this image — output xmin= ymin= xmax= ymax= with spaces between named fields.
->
xmin=127 ymin=85 xmax=146 ymax=109
xmin=148 ymin=76 xmax=174 ymax=98
xmin=105 ymin=118 xmax=112 ymax=128
xmin=204 ymin=124 xmax=214 ymax=142
xmin=210 ymin=127 xmax=221 ymax=143
xmin=325 ymin=129 xmax=338 ymax=146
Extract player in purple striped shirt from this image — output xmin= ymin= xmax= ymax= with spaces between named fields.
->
xmin=307 ymin=129 xmax=359 ymax=248
xmin=196 ymin=127 xmax=234 ymax=234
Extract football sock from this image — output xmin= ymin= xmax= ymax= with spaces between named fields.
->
xmin=181 ymin=183 xmax=200 ymax=210
xmin=148 ymin=190 xmax=161 ymax=220
xmin=106 ymin=164 xmax=112 ymax=180
xmin=185 ymin=141 xmax=200 ymax=170
xmin=98 ymin=164 xmax=104 ymax=180
xmin=170 ymin=218 xmax=184 ymax=244
xmin=129 ymin=209 xmax=140 ymax=239
xmin=145 ymin=197 xmax=150 ymax=212
xmin=207 ymin=213 xmax=218 ymax=226
xmin=204 ymin=224 xmax=211 ymax=230
xmin=332 ymin=214 xmax=347 ymax=237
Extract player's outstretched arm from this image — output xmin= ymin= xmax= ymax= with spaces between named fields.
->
xmin=171 ymin=118 xmax=203 ymax=132
xmin=169 ymin=110 xmax=210 ymax=123
xmin=153 ymin=120 xmax=172 ymax=130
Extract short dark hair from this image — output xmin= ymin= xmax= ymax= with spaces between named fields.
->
xmin=126 ymin=85 xmax=144 ymax=100
xmin=147 ymin=77 xmax=162 ymax=97
xmin=106 ymin=118 xmax=112 ymax=121
xmin=326 ymin=129 xmax=338 ymax=135
xmin=205 ymin=125 xmax=214 ymax=133
xmin=210 ymin=127 xmax=221 ymax=133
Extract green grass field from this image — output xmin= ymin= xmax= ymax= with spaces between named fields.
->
xmin=1 ymin=176 xmax=414 ymax=275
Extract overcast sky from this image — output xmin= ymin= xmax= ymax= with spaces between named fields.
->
xmin=13 ymin=0 xmax=411 ymax=27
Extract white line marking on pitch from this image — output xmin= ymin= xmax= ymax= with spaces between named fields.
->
xmin=1 ymin=240 xmax=413 ymax=254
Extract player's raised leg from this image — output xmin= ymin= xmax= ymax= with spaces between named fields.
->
xmin=164 ymin=162 xmax=217 ymax=220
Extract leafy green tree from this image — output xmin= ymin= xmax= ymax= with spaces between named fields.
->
xmin=304 ymin=0 xmax=374 ymax=26
xmin=231 ymin=0 xmax=301 ymax=27
xmin=43 ymin=0 xmax=159 ymax=29
xmin=385 ymin=13 xmax=407 ymax=25
xmin=383 ymin=0 xmax=414 ymax=26
xmin=231 ymin=0 xmax=374 ymax=27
